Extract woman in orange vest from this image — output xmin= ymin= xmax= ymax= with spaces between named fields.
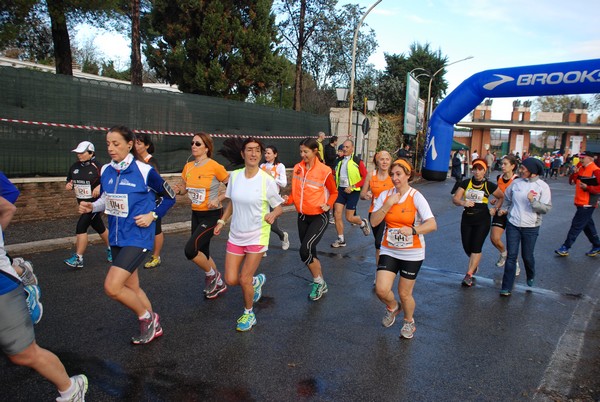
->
xmin=489 ymin=154 xmax=519 ymax=274
xmin=260 ymin=145 xmax=290 ymax=251
xmin=284 ymin=138 xmax=338 ymax=301
xmin=360 ymin=151 xmax=394 ymax=270
xmin=370 ymin=158 xmax=437 ymax=339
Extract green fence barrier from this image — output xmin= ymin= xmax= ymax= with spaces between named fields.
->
xmin=0 ymin=67 xmax=329 ymax=177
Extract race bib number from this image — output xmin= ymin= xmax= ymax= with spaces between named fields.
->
xmin=386 ymin=228 xmax=413 ymax=249
xmin=187 ymin=188 xmax=206 ymax=205
xmin=339 ymin=178 xmax=350 ymax=187
xmin=74 ymin=184 xmax=92 ymax=199
xmin=105 ymin=193 xmax=129 ymax=217
xmin=465 ymin=189 xmax=485 ymax=203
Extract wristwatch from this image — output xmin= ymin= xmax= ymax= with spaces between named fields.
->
xmin=152 ymin=212 xmax=159 ymax=221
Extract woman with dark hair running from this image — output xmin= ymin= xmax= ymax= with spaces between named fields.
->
xmin=260 ymin=145 xmax=289 ymax=251
xmin=498 ymin=158 xmax=551 ymax=296
xmin=360 ymin=150 xmax=394 ymax=270
xmin=135 ymin=133 xmax=165 ymax=270
xmin=370 ymin=158 xmax=437 ymax=339
xmin=63 ymin=140 xmax=112 ymax=268
xmin=79 ymin=125 xmax=175 ymax=344
xmin=215 ymin=137 xmax=283 ymax=331
xmin=489 ymin=154 xmax=520 ymax=275
xmin=284 ymin=138 xmax=338 ymax=301
xmin=452 ymin=158 xmax=504 ymax=287
xmin=174 ymin=133 xmax=229 ymax=299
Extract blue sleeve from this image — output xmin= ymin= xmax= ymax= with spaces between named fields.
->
xmin=146 ymin=169 xmax=175 ymax=218
xmin=0 ymin=172 xmax=20 ymax=204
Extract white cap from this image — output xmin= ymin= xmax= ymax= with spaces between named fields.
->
xmin=72 ymin=141 xmax=95 ymax=153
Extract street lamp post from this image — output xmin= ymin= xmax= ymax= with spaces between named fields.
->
xmin=347 ymin=0 xmax=382 ymax=139
xmin=425 ymin=56 xmax=474 ymax=123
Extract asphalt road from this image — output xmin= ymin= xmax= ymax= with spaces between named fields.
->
xmin=2 ymin=177 xmax=599 ymax=401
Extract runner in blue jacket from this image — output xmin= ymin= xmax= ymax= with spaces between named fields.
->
xmin=79 ymin=126 xmax=175 ymax=345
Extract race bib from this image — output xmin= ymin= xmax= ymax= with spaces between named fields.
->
xmin=339 ymin=178 xmax=350 ymax=187
xmin=386 ymin=228 xmax=413 ymax=249
xmin=187 ymin=188 xmax=206 ymax=205
xmin=74 ymin=183 xmax=92 ymax=199
xmin=465 ymin=189 xmax=485 ymax=203
xmin=105 ymin=193 xmax=129 ymax=217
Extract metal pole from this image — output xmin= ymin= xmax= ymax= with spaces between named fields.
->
xmin=347 ymin=0 xmax=382 ymax=140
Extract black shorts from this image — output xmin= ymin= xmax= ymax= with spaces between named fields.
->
xmin=111 ymin=246 xmax=149 ymax=273
xmin=377 ymin=254 xmax=423 ymax=280
xmin=491 ymin=213 xmax=507 ymax=229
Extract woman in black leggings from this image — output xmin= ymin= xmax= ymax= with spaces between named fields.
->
xmin=452 ymin=159 xmax=504 ymax=287
xmin=284 ymin=138 xmax=338 ymax=301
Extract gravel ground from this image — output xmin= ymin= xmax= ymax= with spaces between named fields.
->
xmin=3 ymin=204 xmax=192 ymax=246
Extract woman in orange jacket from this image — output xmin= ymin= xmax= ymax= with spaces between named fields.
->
xmin=285 ymin=138 xmax=338 ymax=301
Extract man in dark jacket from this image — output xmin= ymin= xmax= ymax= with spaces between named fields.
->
xmin=324 ymin=136 xmax=338 ymax=171
xmin=450 ymin=149 xmax=466 ymax=194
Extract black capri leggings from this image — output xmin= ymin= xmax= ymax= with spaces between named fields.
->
xmin=184 ymin=209 xmax=222 ymax=260
xmin=76 ymin=211 xmax=106 ymax=235
xmin=368 ymin=212 xmax=385 ymax=250
xmin=297 ymin=212 xmax=329 ymax=265
xmin=460 ymin=211 xmax=491 ymax=255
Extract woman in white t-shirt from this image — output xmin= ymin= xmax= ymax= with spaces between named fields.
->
xmin=215 ymin=137 xmax=284 ymax=332
xmin=260 ymin=145 xmax=289 ymax=251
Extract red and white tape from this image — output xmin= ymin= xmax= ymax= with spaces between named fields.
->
xmin=0 ymin=117 xmax=311 ymax=139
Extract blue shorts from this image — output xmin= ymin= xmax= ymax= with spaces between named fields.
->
xmin=335 ymin=188 xmax=360 ymax=210
xmin=111 ymin=246 xmax=149 ymax=273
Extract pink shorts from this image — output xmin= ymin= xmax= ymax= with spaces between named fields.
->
xmin=226 ymin=241 xmax=268 ymax=256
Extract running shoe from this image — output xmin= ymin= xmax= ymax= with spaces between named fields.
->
xmin=329 ymin=216 xmax=335 ymax=225
xmin=107 ymin=247 xmax=113 ymax=263
xmin=360 ymin=218 xmax=371 ymax=236
xmin=554 ymin=245 xmax=569 ymax=257
xmin=461 ymin=273 xmax=473 ymax=287
xmin=516 ymin=261 xmax=521 ymax=277
xmin=309 ymin=281 xmax=328 ymax=301
xmin=206 ymin=274 xmax=228 ymax=299
xmin=236 ymin=312 xmax=257 ymax=332
xmin=330 ymin=239 xmax=346 ymax=248
xmin=56 ymin=374 xmax=88 ymax=402
xmin=18 ymin=259 xmax=38 ymax=286
xmin=382 ymin=301 xmax=401 ymax=327
xmin=144 ymin=256 xmax=161 ymax=269
xmin=499 ymin=289 xmax=511 ymax=297
xmin=153 ymin=312 xmax=163 ymax=338
xmin=400 ymin=320 xmax=416 ymax=339
xmin=527 ymin=278 xmax=534 ymax=287
xmin=253 ymin=274 xmax=266 ymax=302
xmin=281 ymin=232 xmax=290 ymax=250
xmin=64 ymin=253 xmax=84 ymax=269
xmin=131 ymin=312 xmax=158 ymax=344
xmin=495 ymin=252 xmax=507 ymax=267
xmin=586 ymin=246 xmax=600 ymax=257
xmin=24 ymin=285 xmax=43 ymax=325
xmin=204 ymin=271 xmax=220 ymax=294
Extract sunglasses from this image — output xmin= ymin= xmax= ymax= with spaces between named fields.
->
xmin=191 ymin=141 xmax=203 ymax=147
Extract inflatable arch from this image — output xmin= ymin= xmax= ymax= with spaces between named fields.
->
xmin=421 ymin=59 xmax=600 ymax=181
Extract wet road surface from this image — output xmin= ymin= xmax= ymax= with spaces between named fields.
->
xmin=2 ymin=178 xmax=599 ymax=401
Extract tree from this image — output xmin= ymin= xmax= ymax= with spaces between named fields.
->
xmin=144 ymin=0 xmax=279 ymax=101
xmin=533 ymin=95 xmax=588 ymax=114
xmin=276 ymin=0 xmax=378 ymax=111
xmin=378 ymin=42 xmax=448 ymax=114
xmin=0 ymin=2 xmax=54 ymax=63
xmin=1 ymin=0 xmax=124 ymax=75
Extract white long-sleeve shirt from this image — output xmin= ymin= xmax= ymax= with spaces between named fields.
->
xmin=501 ymin=176 xmax=552 ymax=227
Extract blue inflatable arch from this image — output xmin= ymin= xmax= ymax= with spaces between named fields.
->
xmin=421 ymin=59 xmax=600 ymax=181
